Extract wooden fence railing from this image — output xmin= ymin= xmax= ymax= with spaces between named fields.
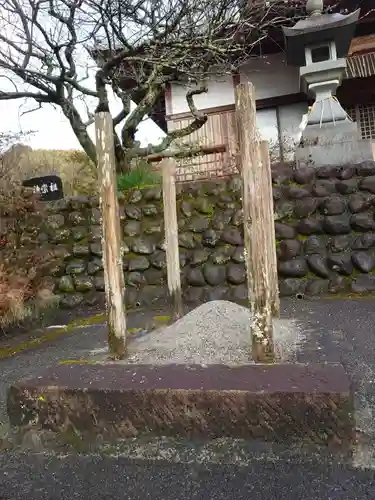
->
xmin=148 ymin=144 xmax=238 ymax=183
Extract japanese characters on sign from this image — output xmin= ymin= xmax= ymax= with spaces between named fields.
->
xmin=22 ymin=175 xmax=64 ymax=201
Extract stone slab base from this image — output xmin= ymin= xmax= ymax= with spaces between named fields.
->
xmin=296 ymin=138 xmax=373 ymax=167
xmin=7 ymin=363 xmax=354 ymax=452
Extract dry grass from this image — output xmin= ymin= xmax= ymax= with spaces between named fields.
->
xmin=0 ymin=145 xmax=98 ymax=196
xmin=0 ymin=264 xmax=59 ymax=329
xmin=0 ymin=187 xmax=60 ymax=329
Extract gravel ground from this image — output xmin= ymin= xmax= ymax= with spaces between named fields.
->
xmin=90 ymin=300 xmax=306 ymax=364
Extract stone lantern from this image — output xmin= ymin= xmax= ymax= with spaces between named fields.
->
xmin=282 ymin=0 xmax=373 ymax=166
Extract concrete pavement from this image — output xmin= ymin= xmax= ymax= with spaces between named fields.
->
xmin=0 ymin=308 xmax=169 ymax=422
xmin=2 ymin=297 xmax=375 ymax=498
xmin=1 ymin=449 xmax=375 ymax=499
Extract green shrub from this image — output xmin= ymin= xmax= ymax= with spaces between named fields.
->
xmin=117 ymin=161 xmax=161 ymax=192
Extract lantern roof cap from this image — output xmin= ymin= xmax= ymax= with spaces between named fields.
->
xmin=282 ymin=9 xmax=360 ymax=38
xmin=282 ymin=8 xmax=360 ymax=66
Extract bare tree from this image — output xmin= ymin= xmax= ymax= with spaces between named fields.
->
xmin=0 ymin=0 xmax=306 ymax=173
xmin=0 ymin=130 xmax=34 ymax=184
xmin=0 ymin=131 xmax=32 ymax=153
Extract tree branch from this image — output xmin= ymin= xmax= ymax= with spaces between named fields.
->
xmin=59 ymin=97 xmax=97 ymax=164
xmin=147 ymin=143 xmax=226 ymax=162
xmin=0 ymin=90 xmax=54 ymax=102
xmin=128 ymin=84 xmax=208 ymax=158
xmin=0 ymin=0 xmax=326 ymax=175
xmin=120 ymin=67 xmax=165 ymax=147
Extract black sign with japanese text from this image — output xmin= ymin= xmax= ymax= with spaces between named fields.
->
xmin=22 ymin=175 xmax=64 ymax=201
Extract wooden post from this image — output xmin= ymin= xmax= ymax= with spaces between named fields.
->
xmin=235 ymin=82 xmax=278 ymax=363
xmin=95 ymin=111 xmax=127 ymax=359
xmin=260 ymin=140 xmax=280 ymax=318
xmin=161 ymin=158 xmax=183 ymax=319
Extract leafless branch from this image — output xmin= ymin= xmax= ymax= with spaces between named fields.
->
xmin=0 ymin=0 xmax=360 ymax=172
xmin=20 ymin=101 xmax=43 ymax=116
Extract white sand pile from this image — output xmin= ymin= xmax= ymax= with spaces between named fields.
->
xmin=126 ymin=300 xmax=306 ymax=365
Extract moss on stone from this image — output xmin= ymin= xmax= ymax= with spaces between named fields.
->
xmin=305 ymin=272 xmax=320 ymax=280
xmin=153 ymin=315 xmax=171 ymax=323
xmin=138 ymin=184 xmax=160 ymax=191
xmin=58 ymin=424 xmax=88 ymax=452
xmin=128 ymin=327 xmax=143 ymax=334
xmin=125 ymin=252 xmax=141 ymax=260
xmin=182 ymin=194 xmax=194 ymax=202
xmin=287 ymin=181 xmax=301 ymax=188
xmin=76 ymin=237 xmax=89 ymax=245
xmin=324 ymin=292 xmax=375 ymax=300
xmin=58 ymin=359 xmax=98 ymax=365
xmin=0 ymin=313 xmax=106 ymax=360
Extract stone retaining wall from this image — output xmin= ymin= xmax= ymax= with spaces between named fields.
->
xmin=3 ymin=160 xmax=375 ymax=308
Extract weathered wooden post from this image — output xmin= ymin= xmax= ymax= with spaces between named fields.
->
xmin=260 ymin=140 xmax=280 ymax=318
xmin=95 ymin=111 xmax=127 ymax=359
xmin=235 ymin=82 xmax=279 ymax=363
xmin=161 ymin=158 xmax=183 ymax=319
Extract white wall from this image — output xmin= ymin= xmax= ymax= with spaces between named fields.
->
xmin=240 ymin=54 xmax=299 ymax=100
xmin=278 ymin=102 xmax=309 ymax=160
xmin=170 ymin=74 xmax=234 ymax=115
xmin=257 ymin=108 xmax=279 ymax=143
xmin=168 ymin=53 xmax=306 ymax=161
xmin=255 ymin=103 xmax=308 ymax=161
xmin=169 ymin=53 xmax=300 ymax=115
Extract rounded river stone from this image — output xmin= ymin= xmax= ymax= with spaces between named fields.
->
xmin=360 ymin=176 xmax=375 ymax=194
xmin=212 ymin=247 xmax=233 ymax=265
xmin=278 ymin=240 xmax=300 ymax=261
xmin=319 ymin=196 xmax=346 ymax=215
xmin=226 ymin=263 xmax=246 ymax=284
xmin=221 ymin=228 xmax=243 ymax=246
xmin=323 ymin=215 xmax=351 ymax=235
xmin=131 ymin=238 xmax=156 ymax=255
xmin=73 ymin=276 xmax=94 ymax=293
xmin=352 ymin=251 xmax=375 ymax=273
xmin=232 ymin=246 xmax=245 ymax=263
xmin=351 ymin=213 xmax=374 ymax=231
xmin=279 ymin=279 xmax=306 ymax=297
xmin=275 ymin=223 xmax=296 ymax=239
xmin=128 ymin=256 xmax=150 ymax=272
xmin=179 ymin=232 xmax=196 ymax=249
xmin=186 ymin=268 xmax=206 ymax=287
xmin=327 ymin=253 xmax=353 ymax=276
xmin=58 ymin=275 xmax=75 ymax=293
xmin=307 ymin=255 xmax=329 ymax=278
xmin=65 ymin=260 xmax=86 ymax=275
xmin=293 ymin=166 xmax=315 ymax=184
xmin=357 ymin=161 xmax=375 ymax=177
xmin=278 ymin=258 xmax=308 ymax=278
xmin=191 ymin=249 xmax=210 ymax=266
xmin=203 ymin=263 xmax=227 ymax=286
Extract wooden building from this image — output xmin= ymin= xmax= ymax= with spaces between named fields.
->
xmin=162 ymin=1 xmax=375 ymax=181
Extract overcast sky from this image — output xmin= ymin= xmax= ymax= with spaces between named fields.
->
xmin=0 ymin=93 xmax=164 ymax=150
